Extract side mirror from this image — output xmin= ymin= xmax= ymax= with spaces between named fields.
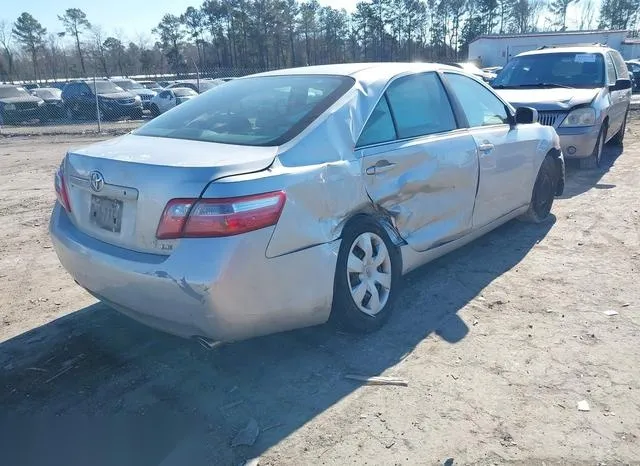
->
xmin=515 ymin=106 xmax=538 ymax=125
xmin=610 ymin=78 xmax=632 ymax=91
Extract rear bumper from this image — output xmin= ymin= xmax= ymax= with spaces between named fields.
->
xmin=49 ymin=204 xmax=339 ymax=342
xmin=556 ymin=126 xmax=600 ymax=159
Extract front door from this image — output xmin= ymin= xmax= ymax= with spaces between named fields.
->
xmin=358 ymin=72 xmax=479 ymax=252
xmin=442 ymin=72 xmax=536 ymax=227
xmin=607 ymin=51 xmax=632 ymax=135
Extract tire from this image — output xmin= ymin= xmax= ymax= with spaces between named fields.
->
xmin=520 ymin=156 xmax=558 ymax=224
xmin=331 ymin=218 xmax=401 ymax=333
xmin=150 ymin=104 xmax=161 ymax=117
xmin=610 ymin=111 xmax=628 ymax=146
xmin=579 ymin=125 xmax=606 ymax=169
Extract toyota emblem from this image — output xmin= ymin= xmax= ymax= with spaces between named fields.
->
xmin=90 ymin=171 xmax=105 ymax=192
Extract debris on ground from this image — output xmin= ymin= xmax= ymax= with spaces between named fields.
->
xmin=500 ymin=432 xmax=517 ymax=447
xmin=603 ymin=310 xmax=619 ymax=316
xmin=345 ymin=374 xmax=408 ymax=387
xmin=577 ymin=400 xmax=591 ymax=412
xmin=231 ymin=418 xmax=260 ymax=447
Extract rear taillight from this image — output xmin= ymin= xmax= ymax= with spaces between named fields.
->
xmin=54 ymin=166 xmax=72 ymax=212
xmin=156 ymin=191 xmax=286 ymax=239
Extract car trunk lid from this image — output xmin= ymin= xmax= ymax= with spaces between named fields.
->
xmin=63 ymin=134 xmax=277 ymax=254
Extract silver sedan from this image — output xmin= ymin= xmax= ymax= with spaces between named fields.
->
xmin=50 ymin=63 xmax=565 ymax=344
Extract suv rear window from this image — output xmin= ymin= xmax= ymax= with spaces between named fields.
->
xmin=493 ymin=52 xmax=605 ymax=88
xmin=134 ymin=75 xmax=355 ymax=146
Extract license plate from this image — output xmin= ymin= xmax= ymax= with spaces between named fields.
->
xmin=90 ymin=195 xmax=123 ymax=233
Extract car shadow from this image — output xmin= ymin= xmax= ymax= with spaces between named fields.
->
xmin=559 ymin=144 xmax=624 ymax=199
xmin=0 ymin=217 xmax=555 ymax=466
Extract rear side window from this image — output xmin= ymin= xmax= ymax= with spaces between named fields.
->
xmin=385 ymin=72 xmax=457 ymax=139
xmin=134 ymin=75 xmax=354 ymax=146
xmin=445 ymin=73 xmax=509 ymax=127
xmin=357 ymin=97 xmax=397 ymax=146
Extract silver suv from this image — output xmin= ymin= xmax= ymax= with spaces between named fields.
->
xmin=492 ymin=46 xmax=632 ymax=168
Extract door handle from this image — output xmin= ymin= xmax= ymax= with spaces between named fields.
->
xmin=478 ymin=143 xmax=494 ymax=153
xmin=366 ymin=159 xmax=396 ymax=175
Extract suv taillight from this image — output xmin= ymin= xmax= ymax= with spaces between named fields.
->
xmin=54 ymin=166 xmax=71 ymax=212
xmin=156 ymin=191 xmax=286 ymax=239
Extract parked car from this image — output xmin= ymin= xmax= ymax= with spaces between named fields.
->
xmin=110 ymin=78 xmax=157 ymax=110
xmin=625 ymin=60 xmax=640 ymax=92
xmin=61 ymin=79 xmax=143 ymax=120
xmin=451 ymin=62 xmax=497 ymax=82
xmin=492 ymin=46 xmax=632 ymax=169
xmin=157 ymin=80 xmax=176 ymax=88
xmin=149 ymin=87 xmax=198 ymax=116
xmin=0 ymin=84 xmax=46 ymax=124
xmin=483 ymin=66 xmax=503 ymax=74
xmin=22 ymin=83 xmax=40 ymax=90
xmin=31 ymin=87 xmax=65 ymax=119
xmin=138 ymin=80 xmax=164 ymax=92
xmin=50 ymin=63 xmax=564 ymax=344
xmin=165 ymin=79 xmax=224 ymax=94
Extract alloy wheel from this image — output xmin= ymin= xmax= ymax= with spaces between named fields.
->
xmin=346 ymin=232 xmax=393 ymax=316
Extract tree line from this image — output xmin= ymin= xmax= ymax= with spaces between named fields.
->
xmin=1 ymin=0 xmax=639 ymax=82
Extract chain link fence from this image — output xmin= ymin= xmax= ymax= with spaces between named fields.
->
xmin=0 ymin=66 xmax=267 ymax=137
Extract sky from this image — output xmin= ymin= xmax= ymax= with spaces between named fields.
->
xmin=1 ymin=0 xmax=600 ymax=45
xmin=1 ymin=0 xmax=359 ymax=43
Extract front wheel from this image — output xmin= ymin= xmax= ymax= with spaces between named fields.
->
xmin=520 ymin=156 xmax=558 ymax=224
xmin=331 ymin=218 xmax=401 ymax=333
xmin=579 ymin=125 xmax=606 ymax=169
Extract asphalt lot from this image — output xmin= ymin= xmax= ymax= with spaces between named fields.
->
xmin=0 ymin=117 xmax=639 ymax=465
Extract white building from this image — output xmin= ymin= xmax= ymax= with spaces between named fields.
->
xmin=469 ymin=30 xmax=640 ymax=67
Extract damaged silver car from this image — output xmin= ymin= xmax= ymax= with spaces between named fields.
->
xmin=49 ymin=63 xmax=564 ymax=344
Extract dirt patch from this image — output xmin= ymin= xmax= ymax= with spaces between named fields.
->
xmin=0 ymin=122 xmax=639 ymax=465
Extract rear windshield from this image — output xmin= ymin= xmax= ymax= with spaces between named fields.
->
xmin=34 ymin=88 xmax=62 ymax=99
xmin=134 ymin=75 xmax=354 ymax=146
xmin=0 ymin=86 xmax=31 ymax=98
xmin=88 ymin=81 xmax=125 ymax=94
xmin=114 ymin=80 xmax=145 ymax=90
xmin=493 ymin=52 xmax=605 ymax=88
xmin=174 ymin=88 xmax=197 ymax=97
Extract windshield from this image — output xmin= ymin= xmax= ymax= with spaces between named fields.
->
xmin=114 ymin=80 xmax=144 ymax=90
xmin=174 ymin=88 xmax=197 ymax=97
xmin=134 ymin=75 xmax=354 ymax=146
xmin=88 ymin=81 xmax=125 ymax=94
xmin=34 ymin=88 xmax=62 ymax=99
xmin=142 ymin=81 xmax=159 ymax=88
xmin=493 ymin=52 xmax=605 ymax=88
xmin=0 ymin=86 xmax=31 ymax=99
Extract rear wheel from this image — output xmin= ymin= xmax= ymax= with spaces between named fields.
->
xmin=579 ymin=125 xmax=606 ymax=169
xmin=331 ymin=218 xmax=401 ymax=333
xmin=610 ymin=111 xmax=628 ymax=146
xmin=520 ymin=156 xmax=558 ymax=223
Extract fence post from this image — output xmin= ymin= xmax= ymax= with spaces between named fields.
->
xmin=94 ymin=73 xmax=101 ymax=133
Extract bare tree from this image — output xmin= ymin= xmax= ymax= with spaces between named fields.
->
xmin=0 ymin=20 xmax=15 ymax=81
xmin=578 ymin=0 xmax=596 ymax=29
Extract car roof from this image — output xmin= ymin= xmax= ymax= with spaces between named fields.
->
xmin=517 ymin=46 xmax=613 ymax=57
xmin=34 ymin=87 xmax=60 ymax=91
xmin=249 ymin=62 xmax=460 ymax=84
xmin=0 ymin=84 xmax=20 ymax=88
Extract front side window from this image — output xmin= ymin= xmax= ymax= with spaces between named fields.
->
xmin=493 ymin=52 xmax=605 ymax=88
xmin=385 ymin=72 xmax=457 ymax=139
xmin=445 ymin=73 xmax=509 ymax=127
xmin=134 ymin=75 xmax=354 ymax=146
xmin=609 ymin=52 xmax=629 ymax=81
xmin=357 ymin=97 xmax=396 ymax=147
xmin=604 ymin=54 xmax=617 ymax=85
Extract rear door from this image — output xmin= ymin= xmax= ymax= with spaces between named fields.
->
xmin=358 ymin=72 xmax=479 ymax=252
xmin=443 ymin=72 xmax=536 ymax=227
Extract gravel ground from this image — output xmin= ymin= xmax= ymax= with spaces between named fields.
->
xmin=0 ymin=119 xmax=639 ymax=466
